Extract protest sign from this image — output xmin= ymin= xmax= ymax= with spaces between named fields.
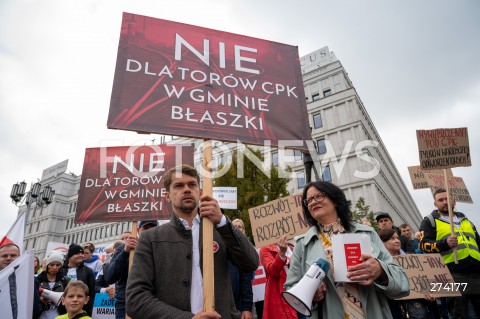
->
xmin=76 ymin=144 xmax=194 ymax=223
xmin=416 ymin=128 xmax=471 ymax=170
xmin=107 ymin=13 xmax=311 ymax=148
xmin=212 ymin=187 xmax=237 ymax=209
xmin=393 ymin=254 xmax=461 ymax=299
xmin=93 ymin=293 xmax=115 ymax=319
xmin=424 ymin=173 xmax=473 ymax=203
xmin=248 ymin=194 xmax=309 ymax=248
xmin=407 ymin=166 xmax=452 ymax=190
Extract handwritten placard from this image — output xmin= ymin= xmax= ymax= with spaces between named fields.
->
xmin=248 ymin=194 xmax=309 ymax=248
xmin=393 ymin=254 xmax=461 ymax=299
xmin=407 ymin=166 xmax=452 ymax=190
xmin=424 ymin=173 xmax=473 ymax=203
xmin=416 ymin=127 xmax=471 ymax=170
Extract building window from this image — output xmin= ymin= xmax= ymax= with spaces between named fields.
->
xmin=36 ymin=221 xmax=40 ymax=232
xmin=272 ymin=152 xmax=279 ymax=167
xmin=323 ymin=89 xmax=332 ymax=97
xmin=32 ymin=238 xmax=36 ymax=249
xmin=297 ymin=171 xmax=305 ymax=188
xmin=317 ymin=139 xmax=327 ymax=155
xmin=294 ymin=150 xmax=302 ymax=161
xmin=313 ymin=114 xmax=323 ymax=129
xmin=312 ymin=93 xmax=320 ymax=101
xmin=73 ymin=202 xmax=77 ymax=213
xmin=69 ymin=203 xmax=73 ymax=213
xmin=29 ymin=223 xmax=33 ymax=234
xmin=322 ymin=165 xmax=332 ymax=182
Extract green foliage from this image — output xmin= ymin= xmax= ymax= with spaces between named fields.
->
xmin=214 ymin=148 xmax=291 ymax=237
xmin=351 ymin=197 xmax=378 ymax=232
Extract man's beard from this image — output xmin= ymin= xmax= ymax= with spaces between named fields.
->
xmin=438 ymin=204 xmax=453 ymax=215
xmin=178 ymin=200 xmax=199 ymax=214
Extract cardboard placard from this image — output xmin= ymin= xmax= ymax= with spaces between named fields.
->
xmin=248 ymin=194 xmax=309 ymax=248
xmin=393 ymin=254 xmax=461 ymax=299
xmin=416 ymin=128 xmax=471 ymax=170
xmin=424 ymin=173 xmax=473 ymax=203
xmin=407 ymin=166 xmax=452 ymax=190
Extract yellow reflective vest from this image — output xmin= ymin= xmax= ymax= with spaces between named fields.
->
xmin=435 ymin=217 xmax=480 ymax=264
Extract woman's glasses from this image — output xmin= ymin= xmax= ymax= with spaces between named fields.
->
xmin=303 ymin=193 xmax=326 ymax=206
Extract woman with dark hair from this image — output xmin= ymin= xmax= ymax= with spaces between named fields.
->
xmin=378 ymin=228 xmax=438 ymax=319
xmin=284 ymin=181 xmax=409 ymax=319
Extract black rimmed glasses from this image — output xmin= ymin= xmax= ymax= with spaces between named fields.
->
xmin=303 ymin=192 xmax=326 ymax=206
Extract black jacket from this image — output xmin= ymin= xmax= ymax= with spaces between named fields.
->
xmin=35 ymin=270 xmax=70 ymax=314
xmin=228 ymin=260 xmax=254 ymax=312
xmin=60 ymin=261 xmax=95 ymax=315
xmin=393 ymin=226 xmax=414 ymax=253
xmin=105 ymin=243 xmax=129 ymax=316
xmin=419 ymin=210 xmax=480 ymax=273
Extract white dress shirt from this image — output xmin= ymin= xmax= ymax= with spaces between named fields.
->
xmin=178 ymin=213 xmax=227 ymax=314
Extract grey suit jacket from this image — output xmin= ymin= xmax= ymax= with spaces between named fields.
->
xmin=126 ymin=214 xmax=259 ymax=319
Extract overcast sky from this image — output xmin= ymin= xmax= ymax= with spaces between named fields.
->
xmin=1 ymin=0 xmax=479 ymax=236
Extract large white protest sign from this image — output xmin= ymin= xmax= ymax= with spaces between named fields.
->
xmin=0 ymin=250 xmax=34 ymax=319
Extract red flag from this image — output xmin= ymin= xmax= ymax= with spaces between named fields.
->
xmin=0 ymin=211 xmax=26 ymax=252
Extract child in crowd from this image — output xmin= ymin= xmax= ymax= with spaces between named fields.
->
xmin=55 ymin=280 xmax=91 ymax=319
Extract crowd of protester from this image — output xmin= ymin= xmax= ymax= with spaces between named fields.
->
xmin=1 ymin=167 xmax=479 ymax=319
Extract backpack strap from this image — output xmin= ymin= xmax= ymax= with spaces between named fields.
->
xmin=426 ymin=214 xmax=435 ymax=228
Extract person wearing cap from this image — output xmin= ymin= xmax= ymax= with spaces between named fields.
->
xmin=375 ymin=212 xmax=414 ymax=253
xmin=105 ymin=219 xmax=159 ymax=319
xmin=60 ymin=243 xmax=95 ymax=316
xmin=35 ymin=252 xmax=69 ymax=319
xmin=126 ymin=165 xmax=259 ymax=319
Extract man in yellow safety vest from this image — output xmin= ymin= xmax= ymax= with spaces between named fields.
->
xmin=419 ymin=188 xmax=480 ymax=318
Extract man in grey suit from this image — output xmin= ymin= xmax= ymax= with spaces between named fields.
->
xmin=126 ymin=165 xmax=259 ymax=319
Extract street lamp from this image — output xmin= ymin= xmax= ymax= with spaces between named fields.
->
xmin=10 ymin=181 xmax=55 ymax=212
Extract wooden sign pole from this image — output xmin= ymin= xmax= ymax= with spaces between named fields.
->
xmin=125 ymin=220 xmax=138 ymax=319
xmin=444 ymin=169 xmax=458 ymax=264
xmin=202 ymin=140 xmax=215 ymax=311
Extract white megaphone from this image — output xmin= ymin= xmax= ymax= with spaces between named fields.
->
xmin=39 ymin=288 xmax=64 ymax=306
xmin=282 ymin=257 xmax=330 ymax=317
